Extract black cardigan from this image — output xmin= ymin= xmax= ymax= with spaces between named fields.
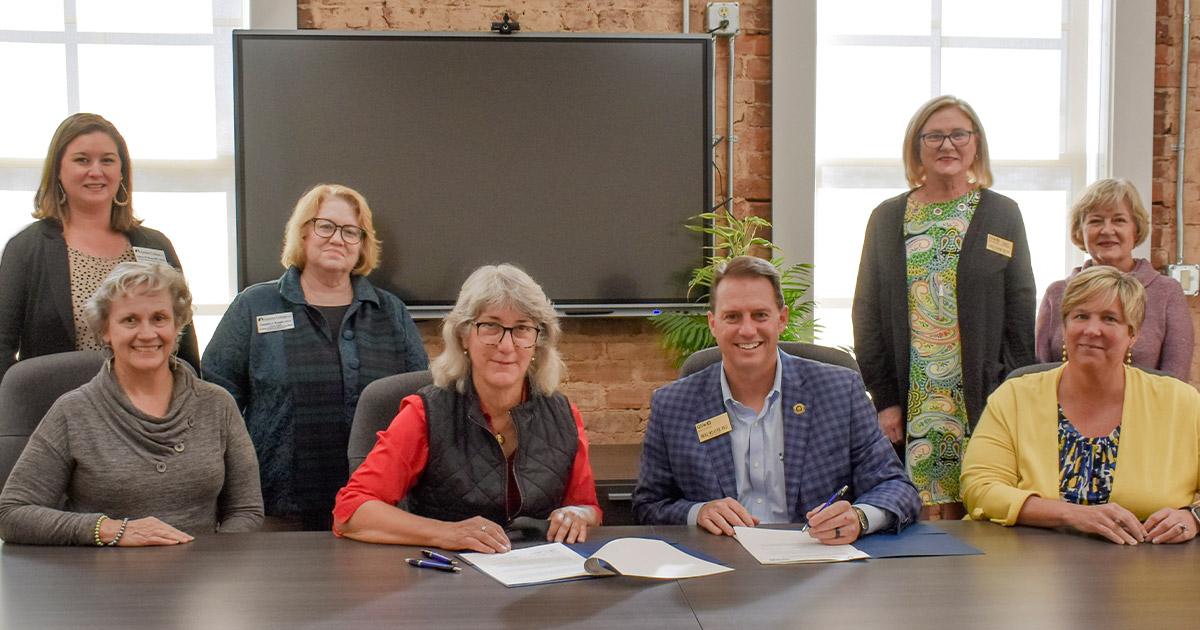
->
xmin=852 ymin=188 xmax=1036 ymax=430
xmin=0 ymin=219 xmax=201 ymax=382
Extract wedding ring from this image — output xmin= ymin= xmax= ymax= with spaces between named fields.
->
xmin=481 ymin=525 xmax=487 ymax=532
xmin=835 ymin=527 xmax=842 ymax=538
xmin=1179 ymin=523 xmax=1188 ymax=532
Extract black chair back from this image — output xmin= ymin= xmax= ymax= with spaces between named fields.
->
xmin=1005 ymin=361 xmax=1171 ymax=380
xmin=0 ymin=351 xmax=106 ymax=488
xmin=679 ymin=341 xmax=859 ymax=378
xmin=347 ymin=370 xmax=434 ymax=473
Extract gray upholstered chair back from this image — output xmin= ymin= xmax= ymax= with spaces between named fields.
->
xmin=1006 ymin=361 xmax=1171 ymax=381
xmin=348 ymin=370 xmax=434 ymax=473
xmin=679 ymin=341 xmax=859 ymax=378
xmin=0 ymin=351 xmax=106 ymax=488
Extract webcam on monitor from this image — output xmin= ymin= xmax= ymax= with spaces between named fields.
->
xmin=491 ymin=13 xmax=520 ymax=35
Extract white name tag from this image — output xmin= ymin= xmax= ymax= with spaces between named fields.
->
xmin=256 ymin=312 xmax=295 ymax=334
xmin=131 ymin=246 xmax=168 ymax=264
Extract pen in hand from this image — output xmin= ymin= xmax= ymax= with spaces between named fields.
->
xmin=407 ymin=558 xmax=461 ymax=573
xmin=422 ymin=549 xmax=459 ymax=565
xmin=800 ymin=484 xmax=849 ymax=532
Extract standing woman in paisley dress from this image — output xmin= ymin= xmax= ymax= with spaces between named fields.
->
xmin=853 ymin=95 xmax=1036 ymax=518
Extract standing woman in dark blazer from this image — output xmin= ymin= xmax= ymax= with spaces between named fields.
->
xmin=0 ymin=113 xmax=199 ymax=382
xmin=852 ymin=95 xmax=1036 ymax=518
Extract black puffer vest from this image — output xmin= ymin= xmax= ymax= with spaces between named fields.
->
xmin=406 ymin=383 xmax=578 ymax=524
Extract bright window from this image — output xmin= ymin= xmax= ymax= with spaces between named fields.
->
xmin=814 ymin=0 xmax=1101 ymax=351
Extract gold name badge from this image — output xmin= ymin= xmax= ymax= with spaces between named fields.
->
xmin=695 ymin=413 xmax=733 ymax=443
xmin=986 ymin=234 xmax=1014 ymax=258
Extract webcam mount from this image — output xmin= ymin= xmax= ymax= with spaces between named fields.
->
xmin=491 ymin=13 xmax=520 ymax=35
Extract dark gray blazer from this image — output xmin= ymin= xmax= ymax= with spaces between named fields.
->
xmin=852 ymin=188 xmax=1036 ymax=430
xmin=0 ymin=219 xmax=200 ymax=382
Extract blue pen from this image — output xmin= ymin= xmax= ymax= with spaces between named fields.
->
xmin=800 ymin=484 xmax=849 ymax=532
xmin=406 ymin=558 xmax=461 ymax=573
xmin=421 ymin=549 xmax=458 ymax=565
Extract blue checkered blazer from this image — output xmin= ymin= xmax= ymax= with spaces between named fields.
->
xmin=633 ymin=353 xmax=920 ymax=531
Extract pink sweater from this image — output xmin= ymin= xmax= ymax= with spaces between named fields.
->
xmin=1035 ymin=258 xmax=1194 ymax=380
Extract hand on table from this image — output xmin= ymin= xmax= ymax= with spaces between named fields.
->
xmin=434 ymin=516 xmax=511 ymax=553
xmin=696 ymin=497 xmax=758 ymax=536
xmin=804 ymin=500 xmax=860 ymax=545
xmin=1064 ymin=503 xmax=1147 ymax=545
xmin=1144 ymin=508 xmax=1198 ymax=544
xmin=877 ymin=406 xmax=904 ymax=444
xmin=546 ymin=506 xmax=596 ymax=544
xmin=104 ymin=517 xmax=194 ymax=547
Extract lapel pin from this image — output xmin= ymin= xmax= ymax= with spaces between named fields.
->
xmin=793 ymin=403 xmax=805 ymax=415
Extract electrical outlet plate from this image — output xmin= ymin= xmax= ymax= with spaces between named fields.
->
xmin=706 ymin=2 xmax=740 ymax=35
xmin=1168 ymin=263 xmax=1200 ymax=296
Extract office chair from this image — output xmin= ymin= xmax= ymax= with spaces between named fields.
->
xmin=347 ymin=370 xmax=434 ymax=473
xmin=678 ymin=341 xmax=859 ymax=378
xmin=0 ymin=351 xmax=106 ymax=488
xmin=1006 ymin=361 xmax=1171 ymax=381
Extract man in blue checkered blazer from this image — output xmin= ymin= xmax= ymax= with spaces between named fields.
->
xmin=633 ymin=257 xmax=920 ymax=544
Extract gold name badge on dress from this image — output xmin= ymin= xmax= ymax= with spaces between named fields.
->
xmin=695 ymin=413 xmax=733 ymax=443
xmin=986 ymin=234 xmax=1014 ymax=258
xmin=131 ymin=246 xmax=168 ymax=264
xmin=256 ymin=312 xmax=295 ymax=334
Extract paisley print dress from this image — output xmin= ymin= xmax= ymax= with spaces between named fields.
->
xmin=904 ymin=189 xmax=979 ymax=505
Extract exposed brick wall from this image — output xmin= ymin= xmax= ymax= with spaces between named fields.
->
xmin=1154 ymin=0 xmax=1200 ymax=384
xmin=301 ymin=0 xmax=773 ymax=442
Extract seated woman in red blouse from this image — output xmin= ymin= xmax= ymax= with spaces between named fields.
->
xmin=333 ymin=264 xmax=601 ymax=552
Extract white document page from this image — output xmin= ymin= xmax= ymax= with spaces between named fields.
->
xmin=733 ymin=526 xmax=869 ymax=564
xmin=460 ymin=543 xmax=588 ymax=587
xmin=585 ymin=538 xmax=733 ymax=579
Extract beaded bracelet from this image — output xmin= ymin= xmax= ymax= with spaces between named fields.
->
xmin=93 ymin=515 xmax=109 ymax=547
xmin=107 ymin=518 xmax=130 ymax=546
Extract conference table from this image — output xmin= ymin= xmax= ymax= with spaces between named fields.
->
xmin=2 ymin=521 xmax=1197 ymax=628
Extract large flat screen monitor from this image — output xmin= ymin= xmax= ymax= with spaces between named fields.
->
xmin=234 ymin=31 xmax=713 ymax=316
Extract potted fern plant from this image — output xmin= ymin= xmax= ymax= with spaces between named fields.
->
xmin=649 ymin=208 xmax=817 ymax=367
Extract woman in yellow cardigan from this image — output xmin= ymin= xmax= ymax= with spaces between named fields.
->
xmin=962 ymin=266 xmax=1200 ymax=545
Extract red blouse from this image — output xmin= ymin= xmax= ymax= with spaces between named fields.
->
xmin=333 ymin=394 xmax=601 ymax=527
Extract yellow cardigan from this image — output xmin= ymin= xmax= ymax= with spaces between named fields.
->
xmin=962 ymin=365 xmax=1200 ymax=525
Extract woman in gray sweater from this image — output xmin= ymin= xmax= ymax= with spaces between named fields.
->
xmin=0 ymin=262 xmax=263 ymax=545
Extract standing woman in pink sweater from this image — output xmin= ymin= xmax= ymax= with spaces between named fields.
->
xmin=1035 ymin=179 xmax=1193 ymax=380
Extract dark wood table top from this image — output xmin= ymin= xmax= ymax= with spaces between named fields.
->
xmin=2 ymin=521 xmax=1198 ymax=628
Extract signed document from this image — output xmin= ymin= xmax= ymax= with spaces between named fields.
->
xmin=461 ymin=538 xmax=732 ymax=587
xmin=733 ymin=526 xmax=869 ymax=564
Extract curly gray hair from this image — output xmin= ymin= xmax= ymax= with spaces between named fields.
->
xmin=83 ymin=261 xmax=193 ymax=348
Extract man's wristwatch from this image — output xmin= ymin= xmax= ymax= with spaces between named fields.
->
xmin=1188 ymin=504 xmax=1200 ymax=527
xmin=852 ymin=506 xmax=869 ymax=534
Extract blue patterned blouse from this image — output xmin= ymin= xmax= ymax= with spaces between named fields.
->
xmin=1058 ymin=405 xmax=1121 ymax=505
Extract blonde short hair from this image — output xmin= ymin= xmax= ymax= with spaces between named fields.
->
xmin=34 ymin=113 xmax=140 ymax=232
xmin=1060 ymin=265 xmax=1146 ymax=338
xmin=431 ymin=264 xmax=566 ymax=396
xmin=83 ymin=262 xmax=194 ymax=347
xmin=902 ymin=95 xmax=993 ymax=189
xmin=279 ymin=184 xmax=381 ymax=275
xmin=1068 ymin=178 xmax=1150 ymax=251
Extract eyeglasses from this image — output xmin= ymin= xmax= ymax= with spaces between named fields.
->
xmin=920 ymin=129 xmax=976 ymax=148
xmin=472 ymin=321 xmax=540 ymax=348
xmin=309 ymin=218 xmax=366 ymax=244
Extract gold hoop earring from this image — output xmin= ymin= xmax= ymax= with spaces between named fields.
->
xmin=57 ymin=181 xmax=67 ymax=204
xmin=113 ymin=181 xmax=131 ymax=207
